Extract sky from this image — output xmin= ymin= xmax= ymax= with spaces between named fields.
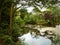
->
xmin=17 ymin=4 xmax=47 ymax=13
xmin=26 ymin=7 xmax=47 ymax=13
xmin=26 ymin=6 xmax=34 ymax=13
xmin=17 ymin=0 xmax=60 ymax=13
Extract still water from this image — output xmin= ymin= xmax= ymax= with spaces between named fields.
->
xmin=18 ymin=25 xmax=60 ymax=45
xmin=18 ymin=32 xmax=51 ymax=45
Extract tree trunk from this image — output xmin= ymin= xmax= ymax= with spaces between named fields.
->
xmin=0 ymin=38 xmax=3 ymax=45
xmin=0 ymin=2 xmax=4 ymax=45
xmin=9 ymin=3 xmax=14 ymax=35
xmin=0 ymin=10 xmax=1 ymax=23
xmin=0 ymin=1 xmax=4 ymax=24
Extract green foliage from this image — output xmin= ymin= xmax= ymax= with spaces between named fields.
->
xmin=52 ymin=35 xmax=60 ymax=45
xmin=24 ymin=13 xmax=44 ymax=25
xmin=48 ymin=6 xmax=60 ymax=24
xmin=14 ymin=15 xmax=25 ymax=27
xmin=2 ymin=35 xmax=14 ymax=45
xmin=40 ymin=0 xmax=58 ymax=6
xmin=43 ymin=11 xmax=56 ymax=27
xmin=0 ymin=0 xmax=59 ymax=45
xmin=0 ymin=0 xmax=20 ymax=45
xmin=20 ymin=8 xmax=28 ymax=19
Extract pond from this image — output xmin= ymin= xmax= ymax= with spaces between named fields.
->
xmin=18 ymin=32 xmax=51 ymax=45
xmin=18 ymin=25 xmax=60 ymax=45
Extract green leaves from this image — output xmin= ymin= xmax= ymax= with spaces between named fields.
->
xmin=48 ymin=6 xmax=60 ymax=24
xmin=52 ymin=35 xmax=60 ymax=45
xmin=38 ymin=0 xmax=58 ymax=6
xmin=4 ymin=0 xmax=14 ymax=3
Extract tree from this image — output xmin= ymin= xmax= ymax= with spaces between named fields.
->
xmin=20 ymin=8 xmax=28 ymax=19
xmin=48 ymin=6 xmax=60 ymax=25
xmin=0 ymin=0 xmax=58 ymax=45
xmin=44 ymin=11 xmax=56 ymax=27
xmin=0 ymin=0 xmax=15 ymax=45
xmin=17 ymin=0 xmax=58 ymax=11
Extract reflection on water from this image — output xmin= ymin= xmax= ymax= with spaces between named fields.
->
xmin=18 ymin=32 xmax=51 ymax=45
xmin=18 ymin=25 xmax=60 ymax=45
